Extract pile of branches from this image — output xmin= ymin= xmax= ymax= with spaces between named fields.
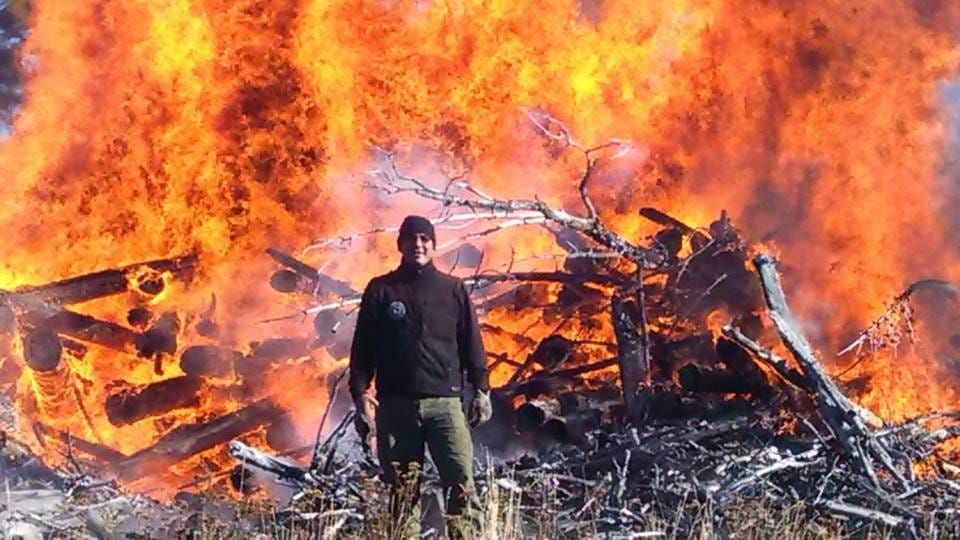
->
xmin=228 ymin=116 xmax=960 ymax=537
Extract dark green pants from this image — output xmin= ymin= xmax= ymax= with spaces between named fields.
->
xmin=376 ymin=395 xmax=476 ymax=538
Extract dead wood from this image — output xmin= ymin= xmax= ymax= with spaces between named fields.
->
xmin=516 ymin=399 xmax=562 ymax=433
xmin=266 ymin=247 xmax=356 ymax=297
xmin=639 ymin=207 xmax=709 ymax=245
xmin=113 ymin=399 xmax=282 ymax=481
xmin=180 ymin=345 xmax=241 ymax=378
xmin=36 ymin=311 xmax=139 ymax=352
xmin=721 ymin=324 xmax=809 ymax=390
xmin=612 ymin=291 xmax=649 ymax=418
xmin=677 ymin=363 xmax=767 ymax=394
xmin=753 ymin=254 xmax=909 ymax=491
xmin=2 ymin=254 xmax=196 ymax=307
xmin=229 ymin=440 xmax=310 ymax=486
xmin=105 ymin=376 xmax=203 ymax=426
xmin=22 ymin=328 xmax=62 ymax=372
xmin=819 ymin=500 xmax=908 ymax=529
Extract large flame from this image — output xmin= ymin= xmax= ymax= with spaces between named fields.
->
xmin=0 ymin=0 xmax=958 ymax=493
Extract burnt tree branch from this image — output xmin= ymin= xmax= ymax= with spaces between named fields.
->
xmin=753 ymin=254 xmax=909 ymax=492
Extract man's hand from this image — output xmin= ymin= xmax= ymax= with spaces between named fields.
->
xmin=353 ymin=395 xmax=376 ymax=453
xmin=468 ymin=389 xmax=493 ymax=427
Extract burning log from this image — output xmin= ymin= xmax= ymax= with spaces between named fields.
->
xmin=753 ymin=254 xmax=909 ymax=491
xmin=3 ymin=254 xmax=196 ymax=307
xmin=21 ymin=329 xmax=93 ymax=433
xmin=250 ymin=337 xmax=313 ymax=360
xmin=126 ymin=307 xmax=153 ymax=329
xmin=180 ymin=345 xmax=240 ymax=378
xmin=529 ymin=335 xmax=575 ymax=369
xmin=32 ymin=422 xmax=128 ymax=465
xmin=721 ymin=325 xmax=809 ymax=390
xmin=105 ymin=376 xmax=203 ymax=426
xmin=639 ymin=207 xmax=710 ymax=245
xmin=269 ymin=269 xmax=304 ymax=294
xmin=266 ymin=247 xmax=356 ymax=297
xmin=612 ymin=289 xmax=650 ymax=418
xmin=37 ymin=311 xmax=139 ymax=352
xmin=22 ymin=328 xmax=62 ymax=372
xmin=515 ymin=399 xmax=561 ymax=433
xmin=677 ymin=363 xmax=767 ymax=394
xmin=134 ymin=312 xmax=179 ymax=358
xmin=113 ymin=399 xmax=282 ymax=481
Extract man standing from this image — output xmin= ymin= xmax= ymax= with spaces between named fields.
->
xmin=349 ymin=215 xmax=493 ymax=538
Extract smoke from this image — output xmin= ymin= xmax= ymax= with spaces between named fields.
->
xmin=0 ymin=3 xmax=26 ymax=137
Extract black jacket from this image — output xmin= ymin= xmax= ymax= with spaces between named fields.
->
xmin=349 ymin=262 xmax=489 ymax=400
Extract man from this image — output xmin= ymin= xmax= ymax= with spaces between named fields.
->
xmin=349 ymin=215 xmax=493 ymax=538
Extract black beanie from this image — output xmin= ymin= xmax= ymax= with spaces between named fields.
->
xmin=397 ymin=215 xmax=436 ymax=246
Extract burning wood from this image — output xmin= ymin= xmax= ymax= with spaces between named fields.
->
xmin=266 ymin=247 xmax=356 ymax=298
xmin=104 ymin=376 xmax=203 ymax=426
xmin=1 ymin=255 xmax=196 ymax=307
xmin=179 ymin=345 xmax=241 ymax=378
xmin=113 ymin=399 xmax=283 ymax=481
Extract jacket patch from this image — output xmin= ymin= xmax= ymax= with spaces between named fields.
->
xmin=387 ymin=300 xmax=407 ymax=320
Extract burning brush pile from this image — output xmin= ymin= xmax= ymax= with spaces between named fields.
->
xmin=222 ymin=141 xmax=960 ymax=538
xmin=0 ymin=0 xmax=959 ymax=537
xmin=2 ymin=127 xmax=959 ymax=537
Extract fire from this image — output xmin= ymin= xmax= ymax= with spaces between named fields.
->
xmin=0 ymin=0 xmax=958 ymax=494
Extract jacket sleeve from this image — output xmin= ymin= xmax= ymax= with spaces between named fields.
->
xmin=349 ymin=282 xmax=377 ymax=402
xmin=456 ymin=280 xmax=490 ymax=391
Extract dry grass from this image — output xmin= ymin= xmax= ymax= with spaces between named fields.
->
xmin=175 ymin=470 xmax=960 ymax=540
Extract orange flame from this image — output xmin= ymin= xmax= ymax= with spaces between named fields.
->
xmin=0 ymin=0 xmax=958 ymax=492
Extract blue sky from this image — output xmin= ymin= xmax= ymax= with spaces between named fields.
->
xmin=946 ymin=80 xmax=960 ymax=143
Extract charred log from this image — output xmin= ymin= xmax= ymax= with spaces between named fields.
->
xmin=529 ymin=335 xmax=575 ymax=369
xmin=516 ymin=399 xmax=561 ymax=433
xmin=4 ymin=254 xmax=196 ymax=307
xmin=639 ymin=207 xmax=710 ymax=245
xmin=753 ymin=254 xmax=909 ymax=491
xmin=38 ymin=311 xmax=139 ymax=352
xmin=22 ymin=328 xmax=62 ymax=372
xmin=113 ymin=399 xmax=282 ymax=481
xmin=105 ymin=376 xmax=203 ymax=426
xmin=126 ymin=307 xmax=153 ymax=329
xmin=677 ymin=363 xmax=767 ymax=394
xmin=612 ymin=293 xmax=650 ymax=418
xmin=250 ymin=337 xmax=313 ymax=360
xmin=180 ymin=345 xmax=240 ymax=378
xmin=266 ymin=248 xmax=356 ymax=297
xmin=135 ymin=312 xmax=179 ymax=358
xmin=721 ymin=325 xmax=809 ymax=390
xmin=269 ymin=269 xmax=302 ymax=293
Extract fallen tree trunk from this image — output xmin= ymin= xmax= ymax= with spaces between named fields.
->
xmin=266 ymin=248 xmax=356 ymax=297
xmin=3 ymin=254 xmax=196 ymax=307
xmin=113 ymin=399 xmax=282 ymax=481
xmin=612 ymin=287 xmax=650 ymax=418
xmin=753 ymin=254 xmax=909 ymax=491
xmin=36 ymin=311 xmax=139 ymax=352
xmin=721 ymin=325 xmax=809 ymax=390
xmin=515 ymin=399 xmax=561 ymax=433
xmin=677 ymin=363 xmax=767 ymax=394
xmin=105 ymin=376 xmax=203 ymax=426
xmin=180 ymin=345 xmax=241 ymax=378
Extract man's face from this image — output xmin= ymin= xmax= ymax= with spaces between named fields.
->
xmin=399 ymin=232 xmax=434 ymax=268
